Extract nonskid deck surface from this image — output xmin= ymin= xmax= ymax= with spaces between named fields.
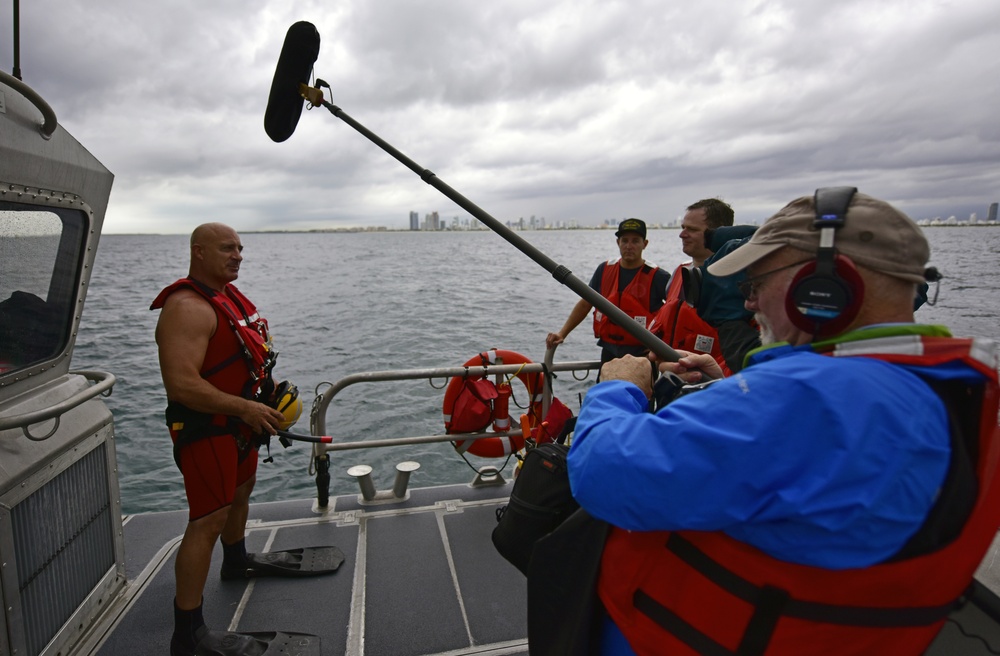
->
xmin=77 ymin=479 xmax=1000 ymax=656
xmin=95 ymin=482 xmax=528 ymax=656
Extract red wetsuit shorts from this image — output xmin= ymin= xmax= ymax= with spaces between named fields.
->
xmin=171 ymin=431 xmax=258 ymax=521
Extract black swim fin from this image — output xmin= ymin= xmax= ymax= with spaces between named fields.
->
xmin=184 ymin=629 xmax=321 ymax=656
xmin=221 ymin=545 xmax=345 ymax=580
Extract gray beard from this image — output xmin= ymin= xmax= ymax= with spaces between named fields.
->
xmin=756 ymin=314 xmax=777 ymax=346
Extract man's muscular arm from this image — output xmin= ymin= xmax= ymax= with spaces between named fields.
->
xmin=155 ymin=289 xmax=284 ymax=435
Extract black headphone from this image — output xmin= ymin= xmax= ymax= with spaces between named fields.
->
xmin=785 ymin=186 xmax=865 ymax=336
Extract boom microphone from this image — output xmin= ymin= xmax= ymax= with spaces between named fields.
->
xmin=264 ymin=23 xmax=681 ymax=364
xmin=264 ymin=21 xmax=321 ymax=143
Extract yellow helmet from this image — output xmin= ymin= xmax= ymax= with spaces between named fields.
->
xmin=274 ymin=381 xmax=302 ymax=430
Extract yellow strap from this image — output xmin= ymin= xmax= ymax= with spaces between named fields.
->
xmin=505 ymin=362 xmax=528 ymax=386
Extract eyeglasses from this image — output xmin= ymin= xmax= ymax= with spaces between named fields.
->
xmin=738 ymin=259 xmax=813 ymax=301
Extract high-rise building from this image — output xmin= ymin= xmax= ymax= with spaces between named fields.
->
xmin=988 ymin=202 xmax=998 ymax=223
xmin=421 ymin=211 xmax=440 ymax=231
xmin=409 ymin=211 xmax=419 ymax=231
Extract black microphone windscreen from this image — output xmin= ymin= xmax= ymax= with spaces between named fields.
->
xmin=264 ymin=21 xmax=321 ymax=143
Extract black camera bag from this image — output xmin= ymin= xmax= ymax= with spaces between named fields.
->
xmin=491 ymin=441 xmax=579 ymax=575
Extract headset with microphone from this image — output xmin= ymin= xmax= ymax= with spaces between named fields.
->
xmin=785 ymin=186 xmax=866 ymax=336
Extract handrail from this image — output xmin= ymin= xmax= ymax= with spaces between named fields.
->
xmin=310 ymin=360 xmax=599 ymax=452
xmin=0 ymin=69 xmax=58 ymax=138
xmin=0 ymin=370 xmax=116 ymax=440
xmin=304 ymin=358 xmax=598 ymax=506
xmin=313 ymin=429 xmax=528 ymax=452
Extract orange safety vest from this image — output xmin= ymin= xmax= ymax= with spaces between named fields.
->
xmin=593 ymin=261 xmax=660 ymax=347
xmin=151 ymin=278 xmax=276 ymax=445
xmin=650 ymin=264 xmax=731 ymax=375
xmin=598 ymin=335 xmax=1000 ymax=655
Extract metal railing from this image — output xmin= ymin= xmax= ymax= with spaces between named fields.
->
xmin=304 ymin=350 xmax=599 ymax=506
xmin=0 ymin=370 xmax=116 ymax=440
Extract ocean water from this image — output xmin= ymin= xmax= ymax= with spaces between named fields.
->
xmin=71 ymin=227 xmax=1000 ymax=514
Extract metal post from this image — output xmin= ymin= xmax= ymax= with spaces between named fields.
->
xmin=392 ymin=461 xmax=420 ymax=498
xmin=347 ymin=464 xmax=376 ymax=501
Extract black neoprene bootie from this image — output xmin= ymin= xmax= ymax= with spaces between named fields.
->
xmin=170 ymin=599 xmax=206 ymax=656
xmin=220 ymin=537 xmax=250 ymax=580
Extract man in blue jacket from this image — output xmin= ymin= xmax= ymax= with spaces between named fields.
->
xmin=566 ymin=189 xmax=1000 ymax=655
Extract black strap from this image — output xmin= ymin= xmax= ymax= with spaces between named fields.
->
xmin=663 ymin=533 xmax=961 ymax=626
xmin=201 ymin=351 xmax=243 ymax=379
xmin=166 ymin=402 xmax=252 ymax=469
xmin=633 ymin=589 xmax=734 ymax=656
xmin=737 ymin=586 xmax=789 ymax=656
xmin=554 ymin=416 xmax=576 ymax=445
xmin=183 ymin=276 xmax=218 ymax=297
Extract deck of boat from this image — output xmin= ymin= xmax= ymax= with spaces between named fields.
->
xmin=87 ymin=481 xmax=527 ymax=656
xmin=46 ymin=472 xmax=1000 ymax=656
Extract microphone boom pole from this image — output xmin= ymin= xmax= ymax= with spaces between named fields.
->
xmin=312 ymin=91 xmax=679 ymax=363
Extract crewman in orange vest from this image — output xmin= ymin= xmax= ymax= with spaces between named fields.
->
xmin=546 ymin=218 xmax=670 ymax=365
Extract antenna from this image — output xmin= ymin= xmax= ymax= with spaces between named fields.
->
xmin=12 ymin=0 xmax=22 ymax=79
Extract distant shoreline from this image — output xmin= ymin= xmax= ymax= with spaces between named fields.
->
xmin=103 ymin=223 xmax=1000 ymax=237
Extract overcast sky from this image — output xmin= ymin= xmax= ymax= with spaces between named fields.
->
xmin=4 ymin=0 xmax=998 ymax=234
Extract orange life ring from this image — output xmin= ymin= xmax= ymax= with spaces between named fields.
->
xmin=442 ymin=349 xmax=544 ymax=458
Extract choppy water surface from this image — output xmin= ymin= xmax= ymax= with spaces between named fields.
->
xmin=72 ymin=227 xmax=1000 ymax=513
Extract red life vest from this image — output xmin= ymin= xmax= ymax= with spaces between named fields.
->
xmin=151 ymin=278 xmax=276 ymax=440
xmin=651 ymin=264 xmax=731 ymax=375
xmin=598 ymin=335 xmax=1000 ymax=656
xmin=592 ymin=261 xmax=660 ymax=347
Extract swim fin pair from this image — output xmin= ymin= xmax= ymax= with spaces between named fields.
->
xmin=172 ymin=629 xmax=321 ymax=656
xmin=221 ymin=545 xmax=345 ymax=580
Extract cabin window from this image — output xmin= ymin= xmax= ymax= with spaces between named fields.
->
xmin=0 ymin=202 xmax=87 ymax=374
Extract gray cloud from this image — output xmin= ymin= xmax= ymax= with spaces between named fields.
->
xmin=4 ymin=0 xmax=997 ymax=233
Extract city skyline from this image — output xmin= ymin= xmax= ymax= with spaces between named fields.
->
xmin=286 ymin=202 xmax=1000 ymax=234
xmin=399 ymin=202 xmax=1000 ymax=232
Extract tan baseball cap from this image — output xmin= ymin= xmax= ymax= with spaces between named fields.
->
xmin=708 ymin=192 xmax=929 ymax=284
